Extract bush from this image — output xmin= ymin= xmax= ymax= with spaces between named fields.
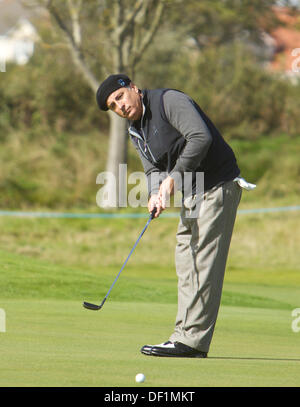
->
xmin=139 ymin=41 xmax=300 ymax=140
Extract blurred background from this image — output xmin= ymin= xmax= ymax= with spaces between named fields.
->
xmin=0 ymin=0 xmax=299 ymax=211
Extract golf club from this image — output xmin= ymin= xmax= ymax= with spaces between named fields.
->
xmin=83 ymin=207 xmax=157 ymax=311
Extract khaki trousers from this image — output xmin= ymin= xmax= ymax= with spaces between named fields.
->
xmin=169 ymin=180 xmax=242 ymax=353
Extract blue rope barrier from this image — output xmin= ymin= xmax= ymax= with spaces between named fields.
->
xmin=0 ymin=206 xmax=299 ymax=219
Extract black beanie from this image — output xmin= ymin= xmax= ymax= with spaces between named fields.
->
xmin=96 ymin=74 xmax=131 ymax=111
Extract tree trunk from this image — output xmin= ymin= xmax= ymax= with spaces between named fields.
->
xmin=101 ymin=111 xmax=128 ymax=208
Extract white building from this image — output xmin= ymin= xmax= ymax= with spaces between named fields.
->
xmin=0 ymin=0 xmax=40 ymax=69
xmin=0 ymin=18 xmax=38 ymax=65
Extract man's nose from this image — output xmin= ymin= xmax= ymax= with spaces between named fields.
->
xmin=116 ymin=100 xmax=125 ymax=112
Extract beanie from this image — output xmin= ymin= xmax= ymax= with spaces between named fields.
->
xmin=96 ymin=74 xmax=131 ymax=111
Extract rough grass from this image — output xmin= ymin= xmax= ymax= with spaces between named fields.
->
xmin=0 ymin=207 xmax=299 ymax=275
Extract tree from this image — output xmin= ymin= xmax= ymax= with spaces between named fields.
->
xmin=23 ymin=0 xmax=166 ymax=207
xmin=167 ymin=0 xmax=280 ymax=50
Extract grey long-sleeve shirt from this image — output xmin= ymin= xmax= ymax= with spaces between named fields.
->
xmin=134 ymin=90 xmax=212 ymax=196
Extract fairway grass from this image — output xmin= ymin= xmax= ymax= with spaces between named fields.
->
xmin=0 ymin=299 xmax=299 ymax=387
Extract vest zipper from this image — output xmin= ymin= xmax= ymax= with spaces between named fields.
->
xmin=129 ymin=126 xmax=158 ymax=164
xmin=141 ymin=127 xmax=158 ymax=164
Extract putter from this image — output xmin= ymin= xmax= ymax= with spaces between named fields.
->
xmin=83 ymin=207 xmax=157 ymax=311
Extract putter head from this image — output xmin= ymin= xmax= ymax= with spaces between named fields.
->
xmin=83 ymin=302 xmax=101 ymax=310
xmin=83 ymin=299 xmax=106 ymax=311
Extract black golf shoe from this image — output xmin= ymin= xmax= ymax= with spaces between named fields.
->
xmin=140 ymin=341 xmax=207 ymax=358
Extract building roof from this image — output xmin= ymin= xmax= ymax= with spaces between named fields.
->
xmin=269 ymin=6 xmax=300 ymax=73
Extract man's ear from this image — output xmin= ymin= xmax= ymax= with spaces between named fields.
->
xmin=130 ymin=83 xmax=139 ymax=93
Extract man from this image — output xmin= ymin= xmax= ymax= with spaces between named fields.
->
xmin=96 ymin=74 xmax=255 ymax=358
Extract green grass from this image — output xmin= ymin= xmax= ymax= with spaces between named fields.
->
xmin=0 ymin=209 xmax=300 ymax=387
xmin=0 ymin=299 xmax=299 ymax=387
xmin=1 ymin=248 xmax=299 ymax=310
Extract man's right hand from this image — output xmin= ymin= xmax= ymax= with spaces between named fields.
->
xmin=148 ymin=194 xmax=163 ymax=218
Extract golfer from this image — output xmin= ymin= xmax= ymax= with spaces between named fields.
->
xmin=96 ymin=74 xmax=255 ymax=358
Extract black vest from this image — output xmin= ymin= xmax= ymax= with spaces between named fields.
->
xmin=129 ymin=89 xmax=240 ymax=192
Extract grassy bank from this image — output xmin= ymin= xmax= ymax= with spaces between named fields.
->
xmin=0 ymin=131 xmax=299 ymax=209
xmin=0 ymin=207 xmax=299 ymax=279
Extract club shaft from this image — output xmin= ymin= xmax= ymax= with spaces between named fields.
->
xmin=102 ymin=215 xmax=153 ymax=302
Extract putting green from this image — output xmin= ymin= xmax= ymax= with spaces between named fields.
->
xmin=0 ymin=299 xmax=299 ymax=387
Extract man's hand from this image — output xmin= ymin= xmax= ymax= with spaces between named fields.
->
xmin=159 ymin=176 xmax=174 ymax=209
xmin=148 ymin=194 xmax=162 ymax=218
xmin=148 ymin=176 xmax=175 ymax=218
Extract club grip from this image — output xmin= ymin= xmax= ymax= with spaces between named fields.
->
xmin=150 ymin=207 xmax=157 ymax=219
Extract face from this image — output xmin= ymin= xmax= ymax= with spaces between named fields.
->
xmin=106 ymin=83 xmax=143 ymax=121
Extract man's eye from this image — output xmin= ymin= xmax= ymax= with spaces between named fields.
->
xmin=116 ymin=93 xmax=123 ymax=100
